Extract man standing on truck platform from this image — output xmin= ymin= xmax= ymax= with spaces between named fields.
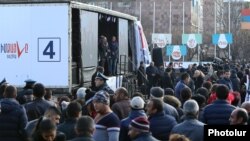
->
xmin=108 ymin=36 xmax=119 ymax=76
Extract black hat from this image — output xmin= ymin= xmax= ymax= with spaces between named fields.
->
xmin=24 ymin=79 xmax=36 ymax=84
xmin=85 ymin=89 xmax=96 ymax=105
xmin=95 ymin=72 xmax=108 ymax=81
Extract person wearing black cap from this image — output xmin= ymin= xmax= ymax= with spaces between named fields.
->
xmin=82 ymin=89 xmax=97 ymax=119
xmin=90 ymin=66 xmax=104 ymax=91
xmin=17 ymin=79 xmax=36 ymax=105
xmin=94 ymin=72 xmax=114 ymax=95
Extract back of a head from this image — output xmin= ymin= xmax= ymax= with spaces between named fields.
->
xmin=183 ymin=99 xmax=199 ymax=116
xmin=164 ymin=88 xmax=174 ymax=96
xmin=4 ymin=85 xmax=17 ymax=98
xmin=44 ymin=89 xmax=52 ymax=100
xmin=67 ymin=102 xmax=82 ymax=118
xmin=181 ymin=73 xmax=190 ymax=81
xmin=150 ymin=98 xmax=164 ymax=112
xmin=241 ymin=101 xmax=250 ymax=113
xmin=76 ymin=87 xmax=87 ymax=100
xmin=216 ymin=84 xmax=229 ymax=100
xmin=191 ymin=94 xmax=206 ymax=108
xmin=169 ymin=134 xmax=190 ymax=141
xmin=150 ymin=87 xmax=164 ymax=99
xmin=33 ymin=83 xmax=45 ymax=98
xmin=76 ymin=116 xmax=95 ymax=133
xmin=180 ymin=87 xmax=192 ymax=101
xmin=130 ymin=116 xmax=150 ymax=132
xmin=44 ymin=106 xmax=61 ymax=118
xmin=35 ymin=118 xmax=56 ymax=134
xmin=116 ymin=87 xmax=129 ymax=98
xmin=202 ymin=81 xmax=212 ymax=91
xmin=130 ymin=96 xmax=145 ymax=110
xmin=196 ymin=87 xmax=209 ymax=100
xmin=235 ymin=108 xmax=249 ymax=124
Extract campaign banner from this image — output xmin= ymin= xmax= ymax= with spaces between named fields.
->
xmin=182 ymin=34 xmax=202 ymax=48
xmin=166 ymin=45 xmax=187 ymax=60
xmin=152 ymin=33 xmax=172 ymax=48
xmin=212 ymin=34 xmax=233 ymax=49
xmin=165 ymin=61 xmax=212 ymax=69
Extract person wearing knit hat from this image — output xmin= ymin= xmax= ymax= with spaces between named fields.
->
xmin=93 ymin=91 xmax=120 ymax=141
xmin=119 ymin=96 xmax=146 ymax=141
xmin=130 ymin=116 xmax=149 ymax=132
xmin=92 ymin=90 xmax=110 ymax=105
xmin=128 ymin=116 xmax=158 ymax=141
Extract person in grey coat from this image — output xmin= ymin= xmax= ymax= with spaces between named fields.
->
xmin=171 ymin=99 xmax=205 ymax=141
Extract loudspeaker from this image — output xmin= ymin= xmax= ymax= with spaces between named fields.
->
xmin=152 ymin=47 xmax=164 ymax=67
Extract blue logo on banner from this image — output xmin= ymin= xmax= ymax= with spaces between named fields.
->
xmin=166 ymin=45 xmax=187 ymax=56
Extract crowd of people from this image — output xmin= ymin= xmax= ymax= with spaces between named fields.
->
xmin=0 ymin=59 xmax=250 ymax=141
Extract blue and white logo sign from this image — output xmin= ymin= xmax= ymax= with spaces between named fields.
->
xmin=212 ymin=34 xmax=233 ymax=49
xmin=152 ymin=33 xmax=172 ymax=48
xmin=166 ymin=45 xmax=187 ymax=60
xmin=182 ymin=34 xmax=202 ymax=48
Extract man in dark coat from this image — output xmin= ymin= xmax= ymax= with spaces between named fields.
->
xmin=0 ymin=85 xmax=28 ymax=141
xmin=57 ymin=102 xmax=82 ymax=140
xmin=201 ymin=84 xmax=236 ymax=125
xmin=119 ymin=96 xmax=146 ymax=141
xmin=108 ymin=36 xmax=119 ymax=76
xmin=147 ymin=98 xmax=177 ymax=140
xmin=137 ymin=61 xmax=146 ymax=88
xmin=24 ymin=83 xmax=55 ymax=121
xmin=146 ymin=62 xmax=158 ymax=97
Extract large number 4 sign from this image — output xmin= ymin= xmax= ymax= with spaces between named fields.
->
xmin=38 ymin=38 xmax=61 ymax=62
xmin=43 ymin=41 xmax=56 ymax=59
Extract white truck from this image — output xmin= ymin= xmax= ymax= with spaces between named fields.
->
xmin=0 ymin=1 xmax=150 ymax=94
